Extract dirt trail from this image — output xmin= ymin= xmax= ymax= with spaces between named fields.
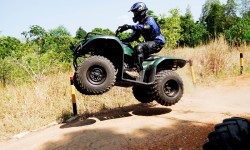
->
xmin=1 ymin=75 xmax=250 ymax=150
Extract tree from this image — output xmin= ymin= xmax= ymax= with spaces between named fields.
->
xmin=179 ymin=6 xmax=195 ymax=46
xmin=190 ymin=23 xmax=209 ymax=46
xmin=22 ymin=25 xmax=47 ymax=41
xmin=224 ymin=0 xmax=240 ymax=31
xmin=22 ymin=25 xmax=48 ymax=54
xmin=225 ymin=0 xmax=238 ymax=16
xmin=0 ymin=36 xmax=21 ymax=59
xmin=46 ymin=26 xmax=74 ymax=63
xmin=75 ymin=27 xmax=87 ymax=39
xmin=225 ymin=17 xmax=250 ymax=45
xmin=159 ymin=9 xmax=182 ymax=48
xmin=239 ymin=0 xmax=250 ymax=17
xmin=44 ymin=35 xmax=75 ymax=63
xmin=48 ymin=25 xmax=71 ymax=37
xmin=200 ymin=0 xmax=221 ymax=23
xmin=91 ymin=28 xmax=114 ymax=35
xmin=19 ymin=25 xmax=52 ymax=81
xmin=179 ymin=6 xmax=208 ymax=47
xmin=0 ymin=36 xmax=21 ymax=86
xmin=204 ymin=2 xmax=226 ymax=38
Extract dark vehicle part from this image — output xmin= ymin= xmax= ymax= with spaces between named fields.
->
xmin=132 ymin=85 xmax=154 ymax=103
xmin=203 ymin=117 xmax=250 ymax=150
xmin=74 ymin=55 xmax=116 ymax=95
xmin=152 ymin=70 xmax=183 ymax=106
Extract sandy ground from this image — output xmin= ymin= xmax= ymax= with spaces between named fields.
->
xmin=1 ymin=74 xmax=250 ymax=150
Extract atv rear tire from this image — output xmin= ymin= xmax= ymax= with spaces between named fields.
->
xmin=203 ymin=117 xmax=250 ymax=150
xmin=74 ymin=55 xmax=116 ymax=95
xmin=132 ymin=85 xmax=154 ymax=103
xmin=152 ymin=70 xmax=183 ymax=106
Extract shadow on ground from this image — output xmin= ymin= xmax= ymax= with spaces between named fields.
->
xmin=40 ymin=103 xmax=217 ymax=150
xmin=43 ymin=118 xmax=214 ymax=150
xmin=60 ymin=103 xmax=172 ymax=128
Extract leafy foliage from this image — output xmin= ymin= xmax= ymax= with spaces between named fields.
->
xmin=0 ymin=36 xmax=22 ymax=86
xmin=205 ymin=2 xmax=225 ymax=38
xmin=159 ymin=9 xmax=182 ymax=48
xmin=225 ymin=17 xmax=250 ymax=44
xmin=48 ymin=25 xmax=71 ymax=37
xmin=75 ymin=27 xmax=87 ymax=39
xmin=0 ymin=25 xmax=76 ymax=84
xmin=91 ymin=28 xmax=114 ymax=35
xmin=179 ymin=7 xmax=208 ymax=47
xmin=0 ymin=36 xmax=21 ymax=59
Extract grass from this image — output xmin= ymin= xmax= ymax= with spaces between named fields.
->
xmin=1 ymin=39 xmax=250 ymax=141
xmin=0 ymin=72 xmax=137 ymax=141
xmin=159 ymin=38 xmax=250 ymax=85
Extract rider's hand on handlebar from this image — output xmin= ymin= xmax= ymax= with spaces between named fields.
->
xmin=116 ymin=24 xmax=132 ymax=35
xmin=121 ymin=24 xmax=132 ymax=31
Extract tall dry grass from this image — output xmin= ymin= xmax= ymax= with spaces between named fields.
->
xmin=1 ymin=38 xmax=250 ymax=141
xmin=0 ymin=71 xmax=137 ymax=141
xmin=159 ymin=37 xmax=250 ymax=85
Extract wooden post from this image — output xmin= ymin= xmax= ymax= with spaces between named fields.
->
xmin=188 ymin=59 xmax=196 ymax=85
xmin=70 ymin=77 xmax=77 ymax=115
xmin=240 ymin=52 xmax=243 ymax=75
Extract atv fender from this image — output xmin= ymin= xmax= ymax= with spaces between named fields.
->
xmin=74 ymin=35 xmax=133 ymax=71
xmin=145 ymin=57 xmax=187 ymax=83
xmin=75 ymin=35 xmax=124 ymax=56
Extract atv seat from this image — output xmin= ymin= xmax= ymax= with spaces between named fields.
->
xmin=145 ymin=55 xmax=160 ymax=61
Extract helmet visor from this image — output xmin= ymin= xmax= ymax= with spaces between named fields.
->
xmin=133 ymin=11 xmax=140 ymax=18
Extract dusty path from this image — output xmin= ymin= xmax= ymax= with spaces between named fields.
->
xmin=1 ymin=75 xmax=250 ymax=150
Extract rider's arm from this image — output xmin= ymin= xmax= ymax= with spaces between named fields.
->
xmin=122 ymin=23 xmax=150 ymax=42
xmin=122 ymin=31 xmax=140 ymax=42
xmin=131 ymin=23 xmax=152 ymax=31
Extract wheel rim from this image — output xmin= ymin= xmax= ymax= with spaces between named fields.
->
xmin=87 ymin=65 xmax=107 ymax=85
xmin=164 ymin=79 xmax=179 ymax=97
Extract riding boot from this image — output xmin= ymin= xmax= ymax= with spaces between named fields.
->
xmin=135 ymin=53 xmax=144 ymax=71
xmin=125 ymin=54 xmax=143 ymax=78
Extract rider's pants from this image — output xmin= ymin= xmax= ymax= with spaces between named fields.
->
xmin=134 ymin=41 xmax=163 ymax=71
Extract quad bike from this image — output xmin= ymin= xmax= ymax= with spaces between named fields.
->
xmin=72 ymin=27 xmax=187 ymax=106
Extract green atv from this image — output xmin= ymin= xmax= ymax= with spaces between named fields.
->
xmin=72 ymin=28 xmax=187 ymax=106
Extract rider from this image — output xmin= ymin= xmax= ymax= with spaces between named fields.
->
xmin=118 ymin=2 xmax=166 ymax=78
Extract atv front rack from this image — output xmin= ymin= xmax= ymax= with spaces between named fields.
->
xmin=72 ymin=32 xmax=105 ymax=69
xmin=84 ymin=32 xmax=104 ymax=40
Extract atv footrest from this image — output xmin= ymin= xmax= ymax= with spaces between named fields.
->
xmin=136 ymin=70 xmax=145 ymax=82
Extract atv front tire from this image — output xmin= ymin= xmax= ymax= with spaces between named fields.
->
xmin=132 ymin=85 xmax=154 ymax=103
xmin=152 ymin=70 xmax=183 ymax=106
xmin=74 ymin=55 xmax=116 ymax=95
xmin=203 ymin=117 xmax=250 ymax=150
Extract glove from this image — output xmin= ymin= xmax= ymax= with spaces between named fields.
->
xmin=118 ymin=24 xmax=132 ymax=33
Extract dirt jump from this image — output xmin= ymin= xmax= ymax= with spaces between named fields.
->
xmin=1 ymin=74 xmax=250 ymax=150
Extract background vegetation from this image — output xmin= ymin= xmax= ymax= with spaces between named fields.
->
xmin=1 ymin=0 xmax=250 ymax=141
